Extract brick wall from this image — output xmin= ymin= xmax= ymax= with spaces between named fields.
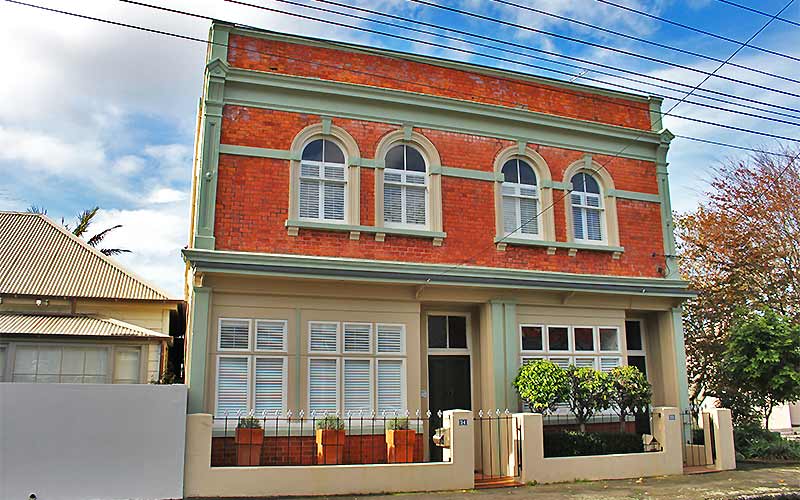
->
xmin=214 ymin=106 xmax=667 ymax=278
xmin=226 ymin=34 xmax=652 ymax=130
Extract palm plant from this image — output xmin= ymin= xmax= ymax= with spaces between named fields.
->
xmin=27 ymin=205 xmax=131 ymax=256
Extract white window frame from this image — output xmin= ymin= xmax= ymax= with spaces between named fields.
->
xmin=214 ymin=354 xmax=252 ymax=419
xmin=217 ymin=318 xmax=252 ymax=352
xmin=11 ymin=343 xmax=113 ymax=384
xmin=343 ymin=357 xmax=374 ymax=414
xmin=570 ymin=176 xmax=606 ymax=244
xmin=0 ymin=343 xmax=7 ymax=382
xmin=254 ymin=319 xmax=288 ymax=353
xmin=307 ymin=356 xmax=341 ymax=414
xmin=343 ymin=322 xmax=373 ymax=354
xmin=383 ymin=145 xmax=429 ymax=230
xmin=501 ymin=160 xmax=541 ymax=239
xmin=571 ymin=325 xmax=597 ymax=353
xmin=519 ymin=324 xmax=546 ymax=354
xmin=308 ymin=321 xmax=340 ymax=354
xmin=426 ymin=314 xmax=470 ymax=355
xmin=253 ymin=355 xmax=288 ymax=415
xmin=298 ymin=139 xmax=348 ymax=224
xmin=112 ymin=347 xmax=143 ymax=384
xmin=598 ymin=326 xmax=622 ymax=353
xmin=375 ymin=357 xmax=407 ymax=414
xmin=546 ymin=325 xmax=571 ymax=353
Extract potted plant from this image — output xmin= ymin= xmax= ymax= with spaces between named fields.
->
xmin=315 ymin=415 xmax=346 ymax=465
xmin=234 ymin=416 xmax=263 ymax=466
xmin=386 ymin=417 xmax=416 ymax=463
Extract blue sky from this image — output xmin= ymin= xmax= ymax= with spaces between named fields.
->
xmin=1 ymin=0 xmax=799 ymax=296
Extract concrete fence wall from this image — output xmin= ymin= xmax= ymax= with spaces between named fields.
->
xmin=183 ymin=410 xmax=475 ymax=498
xmin=0 ymin=383 xmax=187 ymax=500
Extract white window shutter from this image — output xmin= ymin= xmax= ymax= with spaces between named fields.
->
xmin=254 ymin=357 xmax=284 ymax=413
xmin=574 ymin=357 xmax=597 ymax=369
xmin=344 ymin=359 xmax=372 ymax=413
xmin=502 ymin=195 xmax=517 ymax=235
xmin=344 ymin=323 xmax=372 ymax=353
xmin=377 ymin=324 xmax=404 ymax=353
xmin=323 ymin=182 xmax=345 ymax=220
xmin=384 ymin=184 xmax=403 ymax=223
xmin=571 ymin=205 xmax=584 ymax=241
xmin=600 ymin=357 xmax=621 ymax=373
xmin=521 ymin=356 xmax=544 ymax=366
xmin=219 ymin=319 xmax=250 ymax=350
xmin=255 ymin=320 xmax=286 ymax=351
xmin=520 ymin=197 xmax=538 ymax=235
xmin=405 ymin=185 xmax=426 ymax=225
xmin=377 ymin=359 xmax=404 ymax=413
xmin=216 ymin=357 xmax=249 ymax=417
xmin=309 ymin=322 xmax=338 ymax=352
xmin=309 ymin=358 xmax=338 ymax=413
xmin=586 ymin=208 xmax=603 ymax=241
xmin=299 ymin=178 xmax=320 ymax=219
xmin=548 ymin=356 xmax=571 ymax=369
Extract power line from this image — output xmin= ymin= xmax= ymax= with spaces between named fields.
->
xmin=673 ymin=135 xmax=796 ymax=158
xmin=304 ymin=0 xmax=800 ymax=125
xmin=596 ymin=0 xmax=800 ymax=65
xmin=716 ymin=0 xmax=800 ymax=29
xmin=5 ymin=0 xmax=799 ymax=156
xmin=491 ymin=0 xmax=800 ymax=87
xmin=405 ymin=0 xmax=800 ymax=101
xmin=225 ymin=0 xmax=800 ymax=142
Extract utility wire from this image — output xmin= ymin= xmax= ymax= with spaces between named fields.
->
xmin=491 ymin=0 xmax=800 ymax=87
xmin=5 ymin=0 xmax=799 ymax=156
xmin=716 ymin=0 xmax=800 ymax=29
xmin=226 ymin=0 xmax=800 ymax=142
xmin=405 ymin=0 xmax=800 ymax=101
xmin=596 ymin=0 xmax=800 ymax=65
xmin=304 ymin=0 xmax=800 ymax=125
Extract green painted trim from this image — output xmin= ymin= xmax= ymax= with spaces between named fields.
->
xmin=497 ymin=237 xmax=625 ymax=254
xmin=321 ymin=117 xmax=332 ymax=135
xmin=295 ymin=307 xmax=301 ymax=409
xmin=491 ymin=302 xmax=507 ymax=409
xmin=224 ymin=69 xmax=662 ymax=163
xmin=219 ymin=144 xmax=294 ymax=160
xmin=549 ymin=181 xmax=570 ymax=190
xmin=608 ymin=189 xmax=661 ymax=203
xmin=182 ymin=249 xmax=694 ymax=297
xmin=188 ymin=286 xmax=212 ymax=414
xmin=656 ymin=131 xmax=679 ymax=279
xmin=649 ymin=98 xmax=664 ymax=132
xmin=228 ymin=25 xmax=652 ymax=104
xmin=285 ymin=219 xmax=447 ymax=239
xmin=671 ymin=306 xmax=690 ymax=411
xmin=440 ymin=166 xmax=496 ymax=181
xmin=503 ymin=302 xmax=518 ymax=409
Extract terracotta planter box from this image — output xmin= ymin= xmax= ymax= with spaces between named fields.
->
xmin=386 ymin=429 xmax=416 ymax=463
xmin=316 ymin=429 xmax=345 ymax=465
xmin=235 ymin=427 xmax=264 ymax=466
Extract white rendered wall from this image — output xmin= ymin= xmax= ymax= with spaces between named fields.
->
xmin=0 ymin=383 xmax=187 ymax=500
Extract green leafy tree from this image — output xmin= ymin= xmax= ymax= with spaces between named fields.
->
xmin=566 ymin=366 xmax=613 ymax=432
xmin=513 ymin=360 xmax=569 ymax=414
xmin=27 ymin=205 xmax=130 ymax=256
xmin=723 ymin=308 xmax=800 ymax=427
xmin=609 ymin=366 xmax=652 ymax=432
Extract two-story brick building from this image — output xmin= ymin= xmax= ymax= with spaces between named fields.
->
xmin=182 ymin=22 xmax=692 ymax=436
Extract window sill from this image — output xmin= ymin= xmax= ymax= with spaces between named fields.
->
xmin=286 ymin=219 xmax=447 ymax=245
xmin=495 ymin=237 xmax=624 ymax=259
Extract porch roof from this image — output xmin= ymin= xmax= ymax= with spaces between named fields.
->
xmin=182 ymin=249 xmax=695 ymax=298
xmin=0 ymin=313 xmax=169 ymax=339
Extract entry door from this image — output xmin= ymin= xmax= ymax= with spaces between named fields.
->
xmin=428 ymin=355 xmax=471 ymax=461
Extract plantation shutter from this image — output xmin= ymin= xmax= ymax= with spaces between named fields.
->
xmin=571 ymin=194 xmax=584 ymax=240
xmin=343 ymin=359 xmax=372 ymax=413
xmin=299 ymin=163 xmax=321 ymax=219
xmin=255 ymin=320 xmax=286 ymax=351
xmin=405 ymin=179 xmax=426 ymax=225
xmin=376 ymin=324 xmax=404 ymax=353
xmin=586 ymin=196 xmax=603 ymax=241
xmin=216 ymin=356 xmax=249 ymax=417
xmin=309 ymin=358 xmax=338 ymax=413
xmin=574 ymin=357 xmax=597 ymax=369
xmin=322 ymin=164 xmax=346 ymax=221
xmin=219 ymin=319 xmax=250 ymax=350
xmin=521 ymin=356 xmax=543 ymax=366
xmin=309 ymin=322 xmax=338 ymax=352
xmin=254 ymin=357 xmax=284 ymax=413
xmin=600 ymin=357 xmax=621 ymax=373
xmin=384 ymin=182 xmax=403 ymax=223
xmin=502 ymin=188 xmax=517 ymax=235
xmin=519 ymin=197 xmax=538 ymax=235
xmin=343 ymin=323 xmax=371 ymax=353
xmin=548 ymin=357 xmax=571 ymax=369
xmin=377 ymin=359 xmax=404 ymax=413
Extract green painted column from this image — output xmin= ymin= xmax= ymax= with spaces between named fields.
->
xmin=490 ymin=301 xmax=506 ymax=410
xmin=656 ymin=130 xmax=679 ymax=279
xmin=188 ymin=286 xmax=213 ymax=414
xmin=502 ymin=302 xmax=519 ymax=410
xmin=671 ymin=306 xmax=690 ymax=412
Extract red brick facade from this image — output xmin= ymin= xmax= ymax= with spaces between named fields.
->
xmin=213 ymin=35 xmax=667 ymax=279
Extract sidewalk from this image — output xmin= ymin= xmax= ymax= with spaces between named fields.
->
xmin=294 ymin=464 xmax=800 ymax=500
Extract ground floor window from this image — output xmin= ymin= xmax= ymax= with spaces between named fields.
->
xmin=215 ymin=355 xmax=287 ymax=418
xmin=12 ymin=345 xmax=111 ymax=383
xmin=519 ymin=324 xmax=622 ymax=372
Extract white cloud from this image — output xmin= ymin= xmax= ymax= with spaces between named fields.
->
xmin=147 ymin=187 xmax=187 ymax=204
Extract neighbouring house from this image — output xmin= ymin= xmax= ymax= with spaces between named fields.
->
xmin=182 ymin=21 xmax=694 ymax=470
xmin=0 ymin=211 xmax=180 ymax=384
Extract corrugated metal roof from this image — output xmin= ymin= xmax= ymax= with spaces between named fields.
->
xmin=0 ymin=212 xmax=174 ymax=300
xmin=0 ymin=313 xmax=169 ymax=338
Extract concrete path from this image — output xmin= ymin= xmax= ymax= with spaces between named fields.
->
xmin=292 ymin=463 xmax=800 ymax=500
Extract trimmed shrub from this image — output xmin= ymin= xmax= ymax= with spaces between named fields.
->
xmin=734 ymin=424 xmax=800 ymax=461
xmin=543 ymin=430 xmax=644 ymax=457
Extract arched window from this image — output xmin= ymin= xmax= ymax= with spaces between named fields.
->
xmin=570 ymin=172 xmax=604 ymax=242
xmin=501 ymin=158 xmax=540 ymax=238
xmin=299 ymin=139 xmax=347 ymax=222
xmin=383 ymin=144 xmax=428 ymax=228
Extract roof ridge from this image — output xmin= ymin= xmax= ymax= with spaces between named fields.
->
xmin=33 ymin=212 xmax=176 ymax=300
